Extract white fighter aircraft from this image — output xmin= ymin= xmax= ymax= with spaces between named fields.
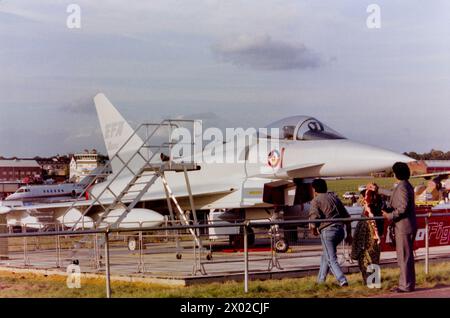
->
xmin=0 ymin=93 xmax=414 ymax=239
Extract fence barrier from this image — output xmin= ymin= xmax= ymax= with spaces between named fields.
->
xmin=0 ymin=213 xmax=448 ymax=297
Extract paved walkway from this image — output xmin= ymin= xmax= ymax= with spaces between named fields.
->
xmin=374 ymin=286 xmax=450 ymax=298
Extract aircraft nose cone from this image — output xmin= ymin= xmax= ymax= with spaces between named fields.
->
xmin=0 ymin=206 xmax=11 ymax=214
xmin=332 ymin=140 xmax=415 ymax=176
xmin=361 ymin=145 xmax=414 ymax=165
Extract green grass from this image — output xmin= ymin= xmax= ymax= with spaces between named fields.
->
xmin=326 ymin=177 xmax=423 ymax=205
xmin=1 ymin=261 xmax=449 ymax=298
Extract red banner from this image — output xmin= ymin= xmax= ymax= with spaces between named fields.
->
xmin=380 ymin=206 xmax=450 ymax=252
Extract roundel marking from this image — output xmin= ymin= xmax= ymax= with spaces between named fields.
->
xmin=268 ymin=150 xmax=281 ymax=168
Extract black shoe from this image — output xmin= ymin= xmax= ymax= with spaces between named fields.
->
xmin=341 ymin=282 xmax=349 ymax=287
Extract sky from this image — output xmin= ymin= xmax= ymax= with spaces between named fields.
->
xmin=0 ymin=0 xmax=449 ymax=157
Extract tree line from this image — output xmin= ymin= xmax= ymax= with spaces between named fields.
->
xmin=404 ymin=149 xmax=450 ymax=160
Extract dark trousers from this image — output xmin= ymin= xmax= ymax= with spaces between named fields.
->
xmin=395 ymin=233 xmax=416 ymax=291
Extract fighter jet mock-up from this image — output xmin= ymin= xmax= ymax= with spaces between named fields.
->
xmin=0 ymin=93 xmax=414 ymax=240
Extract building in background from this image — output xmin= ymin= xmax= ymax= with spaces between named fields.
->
xmin=424 ymin=160 xmax=450 ymax=173
xmin=0 ymin=181 xmax=23 ymax=200
xmin=36 ymin=155 xmax=71 ymax=183
xmin=69 ymin=150 xmax=108 ymax=183
xmin=0 ymin=160 xmax=41 ymax=199
xmin=0 ymin=159 xmax=42 ymax=182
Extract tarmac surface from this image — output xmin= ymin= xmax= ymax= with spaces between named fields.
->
xmin=374 ymin=286 xmax=450 ymax=298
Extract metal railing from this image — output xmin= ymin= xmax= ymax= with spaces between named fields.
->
xmin=0 ymin=212 xmax=448 ymax=297
xmin=61 ymin=119 xmax=201 ymax=230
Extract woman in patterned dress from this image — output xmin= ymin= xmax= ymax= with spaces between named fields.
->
xmin=351 ymin=183 xmax=384 ymax=283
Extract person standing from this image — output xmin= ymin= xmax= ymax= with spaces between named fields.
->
xmin=351 ymin=184 xmax=384 ymax=283
xmin=309 ymin=179 xmax=353 ymax=287
xmin=382 ymin=162 xmax=417 ymax=293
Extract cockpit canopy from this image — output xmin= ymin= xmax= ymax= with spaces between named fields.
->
xmin=16 ymin=187 xmax=30 ymax=193
xmin=263 ymin=116 xmax=346 ymax=140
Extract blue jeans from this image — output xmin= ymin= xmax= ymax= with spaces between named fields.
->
xmin=318 ymin=224 xmax=348 ymax=286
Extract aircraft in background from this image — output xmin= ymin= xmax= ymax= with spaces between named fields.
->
xmin=4 ymin=166 xmax=110 ymax=203
xmin=5 ymin=183 xmax=85 ymax=203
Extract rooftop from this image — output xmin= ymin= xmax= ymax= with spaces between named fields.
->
xmin=0 ymin=160 xmax=41 ymax=168
xmin=424 ymin=160 xmax=450 ymax=168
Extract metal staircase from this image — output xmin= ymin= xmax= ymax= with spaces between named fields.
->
xmin=94 ymin=165 xmax=163 ymax=228
xmin=60 ymin=120 xmax=203 ymax=247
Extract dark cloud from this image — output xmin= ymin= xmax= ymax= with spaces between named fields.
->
xmin=60 ymin=97 xmax=95 ymax=114
xmin=212 ymin=35 xmax=324 ymax=71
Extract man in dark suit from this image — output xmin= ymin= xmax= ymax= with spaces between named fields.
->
xmin=382 ymin=162 xmax=417 ymax=292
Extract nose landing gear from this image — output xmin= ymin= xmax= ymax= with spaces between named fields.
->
xmin=269 ymin=224 xmax=289 ymax=253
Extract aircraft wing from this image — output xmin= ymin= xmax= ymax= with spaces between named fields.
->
xmin=131 ymin=183 xmax=238 ymax=203
xmin=2 ymin=183 xmax=238 ymax=213
xmin=2 ymin=200 xmax=96 ymax=212
xmin=412 ymin=171 xmax=450 ymax=179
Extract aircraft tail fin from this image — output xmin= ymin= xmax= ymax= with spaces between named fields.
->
xmin=93 ymin=93 xmax=149 ymax=176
